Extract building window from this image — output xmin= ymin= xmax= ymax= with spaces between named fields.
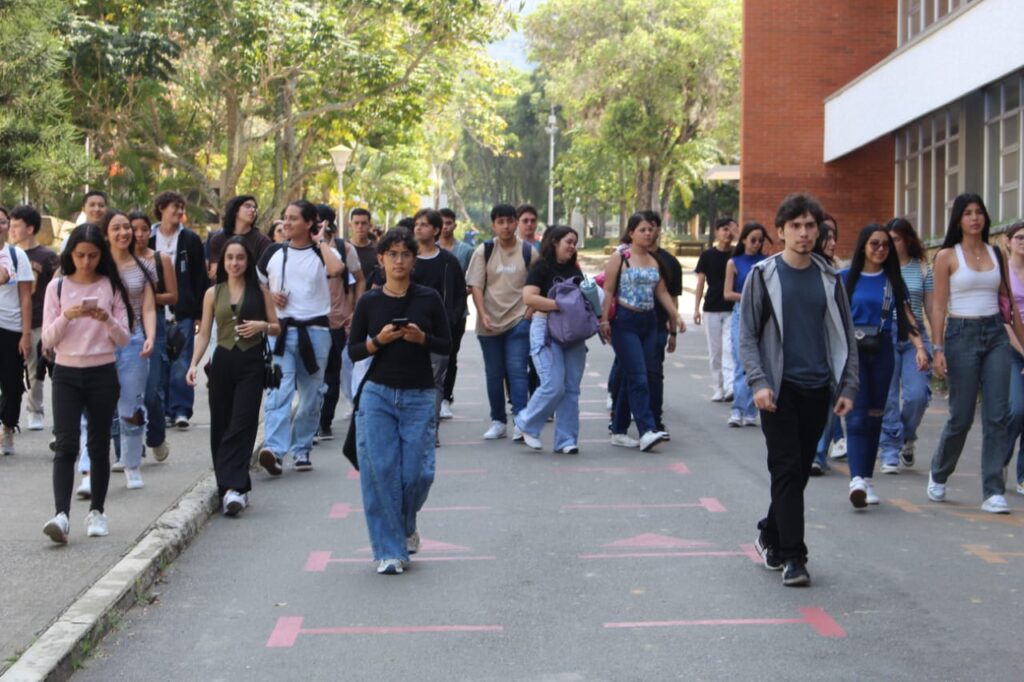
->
xmin=895 ymin=105 xmax=963 ymax=242
xmin=985 ymin=73 xmax=1023 ymax=224
xmin=899 ymin=0 xmax=974 ymax=46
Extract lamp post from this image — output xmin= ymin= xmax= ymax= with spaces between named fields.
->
xmin=329 ymin=143 xmax=352 ymax=237
xmin=544 ymin=105 xmax=558 ymax=227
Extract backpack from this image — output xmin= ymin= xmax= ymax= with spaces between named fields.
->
xmin=546 ymin=277 xmax=599 ymax=345
xmin=483 ymin=240 xmax=532 ymax=271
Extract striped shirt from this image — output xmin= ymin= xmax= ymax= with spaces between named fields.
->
xmin=901 ymin=258 xmax=933 ymax=327
xmin=121 ymin=260 xmax=157 ymax=327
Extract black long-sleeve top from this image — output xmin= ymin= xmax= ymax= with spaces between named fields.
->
xmin=348 ymin=284 xmax=451 ymax=389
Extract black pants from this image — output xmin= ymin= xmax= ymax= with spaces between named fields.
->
xmin=758 ymin=382 xmax=831 ymax=561
xmin=443 ymin=318 xmax=466 ymax=403
xmin=209 ymin=345 xmax=264 ymax=496
xmin=320 ymin=327 xmax=347 ymax=430
xmin=0 ymin=328 xmax=25 ymax=428
xmin=52 ymin=363 xmax=119 ymax=515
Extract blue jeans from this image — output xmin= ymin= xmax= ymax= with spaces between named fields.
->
xmin=145 ymin=315 xmax=167 ymax=447
xmin=477 ymin=318 xmax=530 ymax=423
xmin=813 ymin=413 xmax=844 ymax=469
xmin=166 ymin=317 xmax=195 ymax=419
xmin=729 ymin=307 xmax=757 ymax=420
xmin=1005 ymin=351 xmax=1024 ymax=485
xmin=356 ymin=382 xmax=436 ymax=562
xmin=611 ymin=307 xmax=658 ymax=435
xmin=514 ymin=316 xmax=587 ymax=450
xmin=847 ymin=333 xmax=895 ymax=479
xmin=931 ymin=315 xmax=1011 ymax=498
xmin=879 ymin=331 xmax=932 ymax=467
xmin=263 ymin=327 xmax=331 ymax=461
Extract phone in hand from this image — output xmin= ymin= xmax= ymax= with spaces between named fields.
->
xmin=81 ymin=297 xmax=98 ymax=309
xmin=391 ymin=318 xmax=410 ymax=328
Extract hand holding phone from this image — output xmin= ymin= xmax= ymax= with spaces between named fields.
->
xmin=82 ymin=297 xmax=98 ymax=309
xmin=391 ymin=318 xmax=410 ymax=328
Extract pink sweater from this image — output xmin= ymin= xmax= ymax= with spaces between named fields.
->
xmin=42 ymin=276 xmax=131 ymax=368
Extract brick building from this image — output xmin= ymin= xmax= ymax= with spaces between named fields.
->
xmin=741 ymin=0 xmax=1024 ymax=255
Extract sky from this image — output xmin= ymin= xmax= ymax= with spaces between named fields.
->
xmin=485 ymin=0 xmax=542 ymax=71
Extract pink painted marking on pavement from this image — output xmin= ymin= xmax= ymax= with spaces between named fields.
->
xmin=604 ymin=607 xmax=846 ymax=638
xmin=267 ymin=617 xmax=502 ymax=647
xmin=699 ymin=497 xmax=727 ymax=512
xmin=602 ymin=533 xmax=710 ymax=549
xmin=303 ymin=552 xmax=496 ymax=570
xmin=304 ymin=551 xmax=333 ymax=572
xmin=356 ymin=538 xmax=471 ymax=554
xmin=580 ymin=549 xmax=759 ymax=560
xmin=738 ymin=543 xmax=762 ymax=563
xmin=348 ymin=468 xmax=485 ymax=480
xmin=329 ymin=503 xmax=353 ymax=519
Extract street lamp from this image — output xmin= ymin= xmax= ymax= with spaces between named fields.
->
xmin=544 ymin=105 xmax=558 ymax=227
xmin=329 ymin=143 xmax=353 ymax=237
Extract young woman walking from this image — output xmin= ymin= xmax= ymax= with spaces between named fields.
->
xmin=348 ymin=228 xmax=450 ymax=574
xmin=42 ymin=224 xmax=132 ymax=543
xmin=1002 ymin=220 xmax=1024 ymax=497
xmin=599 ymin=213 xmax=684 ymax=452
xmin=723 ymin=222 xmax=769 ymax=428
xmin=928 ymin=194 xmax=1024 ymax=514
xmin=842 ymin=225 xmax=926 ymax=508
xmin=187 ymin=238 xmax=279 ymax=515
xmin=514 ymin=225 xmax=587 ymax=453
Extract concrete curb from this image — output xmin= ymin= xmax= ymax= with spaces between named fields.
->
xmin=1 ymin=473 xmax=219 ymax=682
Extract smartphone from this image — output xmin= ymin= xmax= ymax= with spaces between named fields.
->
xmin=391 ymin=318 xmax=410 ymax=328
xmin=81 ymin=297 xmax=98 ymax=309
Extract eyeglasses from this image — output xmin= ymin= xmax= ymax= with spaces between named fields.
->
xmin=867 ymin=240 xmax=890 ymax=251
xmin=384 ymin=250 xmax=415 ymax=260
xmin=1011 ymin=235 xmax=1024 ymax=242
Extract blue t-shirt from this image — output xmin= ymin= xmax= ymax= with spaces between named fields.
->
xmin=841 ymin=269 xmax=893 ymax=332
xmin=778 ymin=259 xmax=831 ymax=389
xmin=732 ymin=253 xmax=765 ymax=297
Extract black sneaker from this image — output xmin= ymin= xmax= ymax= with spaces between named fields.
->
xmin=782 ymin=560 xmax=811 ymax=587
xmin=259 ymin=448 xmax=283 ymax=476
xmin=294 ymin=455 xmax=313 ymax=472
xmin=754 ymin=535 xmax=783 ymax=571
xmin=809 ymin=461 xmax=825 ymax=477
xmin=318 ymin=425 xmax=334 ymax=441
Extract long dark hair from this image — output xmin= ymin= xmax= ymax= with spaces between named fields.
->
xmin=215 ymin=236 xmax=266 ymax=321
xmin=287 ymin=199 xmax=319 ymax=237
xmin=222 ymin=195 xmax=257 ymax=236
xmin=732 ymin=222 xmax=771 ymax=258
xmin=846 ymin=224 xmax=916 ymax=342
xmin=620 ymin=213 xmax=651 ymax=244
xmin=941 ymin=193 xmax=991 ymax=248
xmin=886 ymin=217 xmax=925 ymax=261
xmin=101 ymin=210 xmax=156 ymax=291
xmin=540 ymin=225 xmax=578 ymax=267
xmin=61 ymin=223 xmax=135 ymax=331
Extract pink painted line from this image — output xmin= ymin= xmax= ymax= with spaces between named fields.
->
xmin=738 ymin=543 xmax=761 ymax=563
xmin=562 ymin=503 xmax=708 ymax=511
xmin=347 ymin=468 xmax=485 ymax=480
xmin=304 ymin=551 xmax=496 ymax=571
xmin=604 ymin=607 xmax=845 ymax=638
xmin=700 ymin=497 xmax=727 ymax=512
xmin=267 ymin=617 xmax=502 ymax=647
xmin=580 ymin=550 xmax=757 ymax=560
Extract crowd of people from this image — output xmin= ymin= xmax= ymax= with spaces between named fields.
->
xmin=2 ymin=186 xmax=1022 ymax=583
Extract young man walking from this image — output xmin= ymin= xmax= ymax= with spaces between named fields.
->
xmin=0 ymin=210 xmax=33 ymax=454
xmin=516 ymin=204 xmax=541 ymax=251
xmin=739 ymin=193 xmax=857 ymax=587
xmin=466 ymin=203 xmax=538 ymax=440
xmin=438 ymin=208 xmax=473 ymax=419
xmin=646 ymin=211 xmax=683 ymax=436
xmin=694 ymin=218 xmax=736 ymax=402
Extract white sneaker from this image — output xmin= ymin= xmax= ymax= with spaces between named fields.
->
xmin=407 ymin=531 xmax=421 ymax=555
xmin=151 ymin=441 xmax=170 ymax=462
xmin=1 ymin=426 xmax=14 ymax=455
xmin=28 ymin=413 xmax=44 ymax=431
xmin=125 ymin=468 xmax=144 ymax=490
xmin=1016 ymin=482 xmax=1024 ymax=496
xmin=899 ymin=441 xmax=915 ymax=468
xmin=927 ymin=473 xmax=946 ymax=502
xmin=483 ymin=421 xmax=507 ymax=440
xmin=880 ymin=462 xmax=900 ymax=475
xmin=610 ymin=433 xmax=640 ymax=448
xmin=223 ymin=490 xmax=246 ymax=516
xmin=512 ymin=424 xmax=524 ymax=442
xmin=849 ymin=476 xmax=868 ymax=509
xmin=439 ymin=400 xmax=453 ymax=420
xmin=76 ymin=475 xmax=91 ymax=500
xmin=639 ymin=431 xmax=666 ymax=452
xmin=727 ymin=414 xmax=742 ymax=428
xmin=981 ymin=495 xmax=1010 ymax=514
xmin=85 ymin=510 xmax=109 ymax=537
xmin=865 ymin=478 xmax=880 ymax=505
xmin=111 ymin=459 xmax=125 ymax=472
xmin=711 ymin=389 xmax=724 ymax=402
xmin=556 ymin=445 xmax=579 ymax=454
xmin=43 ymin=512 xmax=70 ymax=544
xmin=829 ymin=438 xmax=847 ymax=460
xmin=521 ymin=431 xmax=542 ymax=450
xmin=376 ymin=559 xmax=404 ymax=575
xmin=743 ymin=416 xmax=760 ymax=427
xmin=606 ymin=394 xmax=614 ymax=410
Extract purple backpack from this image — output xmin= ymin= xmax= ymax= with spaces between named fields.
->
xmin=547 ymin=278 xmax=599 ymax=345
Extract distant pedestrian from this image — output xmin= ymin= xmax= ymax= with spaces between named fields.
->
xmin=348 ymin=228 xmax=450 ymax=574
xmin=1002 ymin=220 xmax=1024 ymax=497
xmin=694 ymin=218 xmax=736 ymax=402
xmin=927 ymin=194 xmax=1024 ymax=514
xmin=187 ymin=238 xmax=279 ymax=516
xmin=0 ymin=206 xmax=34 ymax=456
xmin=811 ymin=217 xmax=846 ymax=474
xmin=42 ymin=224 xmax=132 ymax=543
xmin=437 ymin=208 xmax=474 ymax=420
xmin=740 ymin=193 xmax=857 ymax=586
xmin=267 ymin=220 xmax=286 ymax=244
xmin=723 ymin=222 xmax=769 ymax=428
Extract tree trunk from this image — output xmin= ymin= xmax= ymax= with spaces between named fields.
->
xmin=441 ymin=161 xmax=473 ymax=226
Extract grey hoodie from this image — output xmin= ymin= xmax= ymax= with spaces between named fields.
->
xmin=738 ymin=252 xmax=859 ymax=402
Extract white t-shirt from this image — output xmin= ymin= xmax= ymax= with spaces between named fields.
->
xmin=0 ymin=245 xmax=35 ymax=332
xmin=259 ymin=244 xmax=338 ymax=322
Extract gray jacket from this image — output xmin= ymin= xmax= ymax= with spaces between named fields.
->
xmin=738 ymin=252 xmax=859 ymax=402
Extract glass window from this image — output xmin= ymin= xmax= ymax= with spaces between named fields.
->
xmin=900 ymin=0 xmax=976 ymax=46
xmin=893 ymin=104 xmax=962 ymax=241
xmin=983 ymin=72 xmax=1023 ymax=223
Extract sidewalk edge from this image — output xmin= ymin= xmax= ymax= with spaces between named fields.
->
xmin=0 ymin=473 xmax=219 ymax=682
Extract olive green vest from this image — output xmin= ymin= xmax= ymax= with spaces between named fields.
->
xmin=215 ymin=283 xmax=262 ymax=352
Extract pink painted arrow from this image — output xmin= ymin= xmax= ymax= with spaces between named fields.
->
xmin=602 ymin=533 xmax=711 ymax=549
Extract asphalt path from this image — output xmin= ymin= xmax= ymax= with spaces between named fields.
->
xmin=73 ymin=326 xmax=1022 ymax=681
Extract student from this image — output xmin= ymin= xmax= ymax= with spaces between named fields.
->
xmin=79 ymin=191 xmax=108 ymax=225
xmin=811 ymin=217 xmax=846 ymax=474
xmin=437 ymin=208 xmax=473 ymax=419
xmin=514 ymin=225 xmax=587 ymax=453
xmin=1003 ymin=220 xmax=1024 ymax=497
xmin=187 ymin=238 xmax=279 ymax=515
xmin=466 ymin=204 xmax=539 ymax=440
xmin=9 ymin=205 xmax=60 ymax=432
xmin=599 ymin=213 xmax=682 ymax=452
xmin=517 ymin=204 xmax=541 ymax=250
xmin=646 ymin=211 xmax=683 ymax=437
xmin=694 ymin=218 xmax=736 ymax=402
xmin=267 ymin=220 xmax=286 ymax=244
xmin=206 ymin=195 xmax=273 ymax=276
xmin=42 ymin=224 xmax=131 ymax=543
xmin=928 ymin=194 xmax=1024 ymax=514
xmin=256 ymin=200 xmax=342 ymax=474
xmin=841 ymin=225 xmax=926 ymax=508
xmin=348 ymin=228 xmax=450 ymax=574
xmin=150 ymin=190 xmax=209 ymax=430
xmin=739 ymin=193 xmax=858 ymax=586
xmin=348 ymin=208 xmax=379 ymax=279
xmin=723 ymin=222 xmax=769 ymax=428
xmin=0 ymin=206 xmax=33 ymax=455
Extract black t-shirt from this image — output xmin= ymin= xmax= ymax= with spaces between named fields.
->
xmin=412 ymin=249 xmax=466 ymax=322
xmin=412 ymin=251 xmax=446 ymax=296
xmin=25 ymin=245 xmax=60 ymax=328
xmin=695 ymin=247 xmax=734 ymax=312
xmin=526 ymin=259 xmax=583 ymax=298
xmin=348 ymin=286 xmax=451 ymax=390
xmin=652 ymin=248 xmax=683 ymax=326
xmin=352 ymin=242 xmax=378 ymax=279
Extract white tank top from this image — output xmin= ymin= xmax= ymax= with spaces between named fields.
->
xmin=948 ymin=243 xmax=1000 ymax=317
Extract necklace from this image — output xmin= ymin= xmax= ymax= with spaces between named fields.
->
xmin=383 ymin=284 xmax=409 ymax=297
